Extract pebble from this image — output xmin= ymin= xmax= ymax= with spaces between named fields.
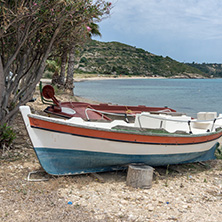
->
xmin=56 ymin=162 xmax=222 ymax=221
xmin=148 ymin=205 xmax=154 ymax=211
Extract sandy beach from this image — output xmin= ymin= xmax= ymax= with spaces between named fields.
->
xmin=73 ymin=74 xmax=166 ymax=82
xmin=1 ymin=83 xmax=222 ymax=222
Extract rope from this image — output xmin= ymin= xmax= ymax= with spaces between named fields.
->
xmin=85 ymin=108 xmax=135 ymax=120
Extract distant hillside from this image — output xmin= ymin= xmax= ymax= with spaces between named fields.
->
xmin=75 ymin=40 xmax=207 ymax=78
xmin=186 ymin=63 xmax=222 ymax=78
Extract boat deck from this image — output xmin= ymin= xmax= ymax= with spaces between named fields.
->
xmin=34 ymin=111 xmax=218 ymax=135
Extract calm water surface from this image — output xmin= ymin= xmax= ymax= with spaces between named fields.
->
xmin=74 ymin=78 xmax=222 ymax=116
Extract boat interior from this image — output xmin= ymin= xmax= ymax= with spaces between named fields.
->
xmin=64 ymin=110 xmax=222 ymax=135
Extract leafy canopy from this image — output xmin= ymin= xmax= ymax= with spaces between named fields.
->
xmin=0 ymin=0 xmax=111 ymax=124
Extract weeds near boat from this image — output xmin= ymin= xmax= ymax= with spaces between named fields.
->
xmin=0 ymin=124 xmax=16 ymax=150
xmin=216 ymin=145 xmax=222 ymax=159
xmin=165 ymin=164 xmax=170 ymax=187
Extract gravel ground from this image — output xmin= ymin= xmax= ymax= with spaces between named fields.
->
xmin=1 ymin=88 xmax=222 ymax=222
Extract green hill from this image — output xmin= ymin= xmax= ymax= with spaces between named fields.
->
xmin=186 ymin=63 xmax=222 ymax=78
xmin=75 ymin=40 xmax=207 ymax=78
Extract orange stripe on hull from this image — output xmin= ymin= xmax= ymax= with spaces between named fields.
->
xmin=29 ymin=117 xmax=222 ymax=145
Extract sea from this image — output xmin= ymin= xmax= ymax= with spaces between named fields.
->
xmin=74 ymin=78 xmax=222 ymax=117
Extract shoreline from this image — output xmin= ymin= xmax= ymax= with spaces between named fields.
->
xmin=40 ymin=76 xmax=165 ymax=84
xmin=73 ymin=75 xmax=166 ymax=82
xmin=42 ymin=75 xmax=220 ymax=84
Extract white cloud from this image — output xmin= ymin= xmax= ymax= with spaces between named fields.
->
xmin=95 ymin=0 xmax=222 ymax=62
xmin=108 ymin=0 xmax=222 ymax=40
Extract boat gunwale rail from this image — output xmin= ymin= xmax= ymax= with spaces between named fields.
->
xmin=27 ymin=113 xmax=222 ymax=138
xmin=137 ymin=113 xmax=222 ymax=133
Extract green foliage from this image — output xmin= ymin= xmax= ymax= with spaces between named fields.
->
xmin=114 ymin=66 xmax=129 ymax=75
xmin=43 ymin=71 xmax=54 ymax=79
xmin=0 ymin=124 xmax=16 ymax=149
xmin=0 ymin=0 xmax=111 ymax=124
xmin=51 ymin=84 xmax=61 ymax=95
xmin=45 ymin=60 xmax=60 ymax=73
xmin=76 ymin=40 xmax=207 ymax=77
xmin=186 ymin=63 xmax=222 ymax=77
xmin=216 ymin=145 xmax=222 ymax=160
xmin=95 ymin=58 xmax=106 ymax=64
xmin=136 ymin=48 xmax=146 ymax=53
xmin=43 ymin=60 xmax=60 ymax=78
xmin=80 ymin=57 xmax=88 ymax=64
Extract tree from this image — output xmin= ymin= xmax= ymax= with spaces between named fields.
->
xmin=64 ymin=22 xmax=102 ymax=94
xmin=58 ymin=51 xmax=67 ymax=85
xmin=65 ymin=45 xmax=76 ymax=91
xmin=0 ymin=0 xmax=111 ymax=124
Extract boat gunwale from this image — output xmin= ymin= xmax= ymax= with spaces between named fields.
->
xmin=27 ymin=113 xmax=222 ymax=139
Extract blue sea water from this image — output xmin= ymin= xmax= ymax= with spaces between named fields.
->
xmin=74 ymin=78 xmax=222 ymax=116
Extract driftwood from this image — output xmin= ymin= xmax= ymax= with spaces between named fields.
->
xmin=126 ymin=164 xmax=154 ymax=189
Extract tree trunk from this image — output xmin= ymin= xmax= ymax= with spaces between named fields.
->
xmin=0 ymin=57 xmax=4 ymax=102
xmin=51 ymin=71 xmax=60 ymax=86
xmin=65 ymin=45 xmax=75 ymax=95
xmin=0 ymin=24 xmax=61 ymax=125
xmin=58 ymin=51 xmax=67 ymax=86
xmin=0 ymin=57 xmax=5 ymax=124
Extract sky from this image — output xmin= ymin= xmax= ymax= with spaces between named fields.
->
xmin=93 ymin=0 xmax=222 ymax=63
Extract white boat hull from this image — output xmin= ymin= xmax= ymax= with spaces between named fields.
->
xmin=20 ymin=106 xmax=221 ymax=175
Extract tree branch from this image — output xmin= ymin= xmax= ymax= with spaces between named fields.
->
xmin=0 ymin=57 xmax=5 ymax=109
xmin=3 ymin=20 xmax=32 ymax=73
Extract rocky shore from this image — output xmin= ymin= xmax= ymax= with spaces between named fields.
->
xmin=1 ymin=86 xmax=222 ymax=222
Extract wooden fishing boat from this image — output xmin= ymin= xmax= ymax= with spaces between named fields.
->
xmin=40 ymin=84 xmax=176 ymax=121
xmin=20 ymin=106 xmax=222 ymax=175
xmin=44 ymin=102 xmax=177 ymax=122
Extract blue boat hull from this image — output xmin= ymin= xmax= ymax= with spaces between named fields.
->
xmin=34 ymin=143 xmax=219 ymax=175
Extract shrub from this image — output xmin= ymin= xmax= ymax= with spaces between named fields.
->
xmin=43 ymin=70 xmax=53 ymax=79
xmin=80 ymin=57 xmax=88 ymax=64
xmin=216 ymin=145 xmax=222 ymax=160
xmin=95 ymin=58 xmax=106 ymax=64
xmin=0 ymin=124 xmax=16 ymax=149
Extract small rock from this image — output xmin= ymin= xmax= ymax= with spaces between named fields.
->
xmin=148 ymin=206 xmax=155 ymax=211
